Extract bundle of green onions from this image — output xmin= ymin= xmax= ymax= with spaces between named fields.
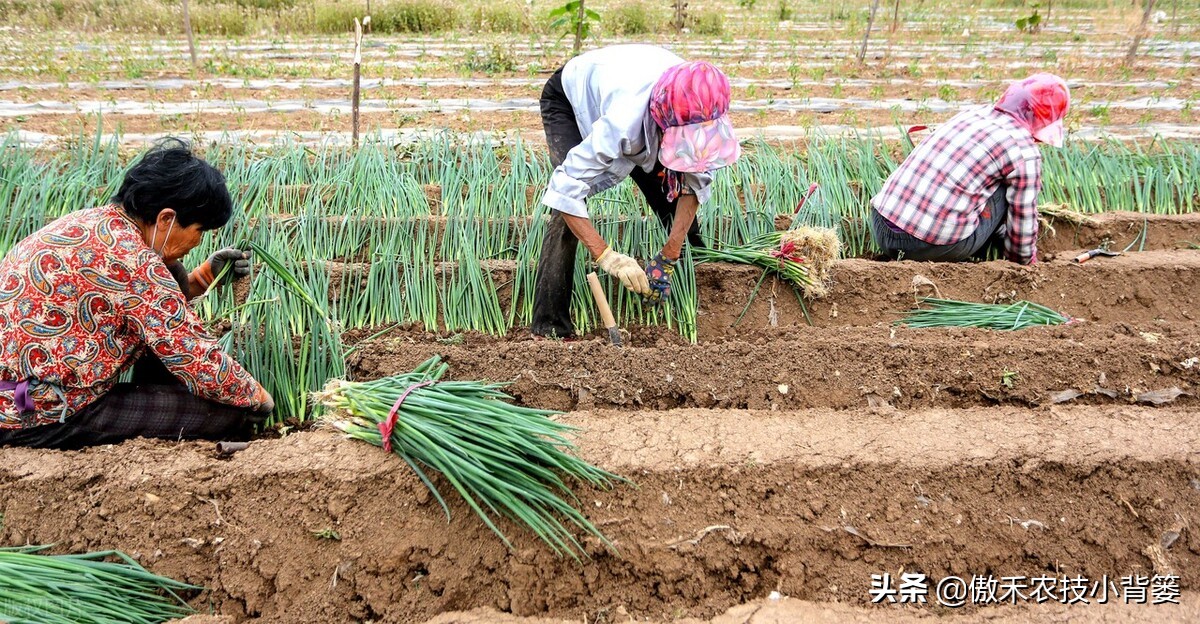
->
xmin=0 ymin=546 xmax=197 ymax=623
xmin=898 ymin=298 xmax=1074 ymax=330
xmin=693 ymin=227 xmax=840 ymax=297
xmin=317 ymin=356 xmax=626 ymax=559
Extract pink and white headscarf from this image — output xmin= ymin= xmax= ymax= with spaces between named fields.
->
xmin=649 ymin=61 xmax=741 ymax=200
xmin=995 ymin=73 xmax=1071 ymax=147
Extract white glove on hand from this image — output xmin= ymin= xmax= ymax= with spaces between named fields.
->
xmin=597 ymin=248 xmax=650 ymax=296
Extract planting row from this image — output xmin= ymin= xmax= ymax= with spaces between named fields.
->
xmin=312 ymin=248 xmax=1200 ymax=336
xmin=4 ymin=136 xmax=1198 ymax=262
xmin=348 ymin=322 xmax=1199 ymax=412
xmin=202 ymin=210 xmax=1200 ymax=259
xmin=7 ymin=57 xmax=1193 ymax=78
xmin=6 ymin=75 xmax=1196 ymax=89
xmin=206 ymin=247 xmax=1200 ymax=423
xmin=6 ymin=95 xmax=1197 ymax=120
xmin=6 ymin=36 xmax=1199 ymax=64
xmin=0 ymin=405 xmax=1195 ymax=621
xmin=15 ymin=124 xmax=1200 ymax=151
xmin=12 ymin=37 xmax=1200 ymax=56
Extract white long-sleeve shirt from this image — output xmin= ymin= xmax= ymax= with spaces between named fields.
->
xmin=542 ymin=45 xmax=713 ymax=218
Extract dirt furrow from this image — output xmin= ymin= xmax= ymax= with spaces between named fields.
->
xmin=323 ymin=250 xmax=1200 ymax=339
xmin=349 ymin=324 xmax=1199 ymax=412
xmin=419 ymin=593 xmax=1200 ymax=624
xmin=706 ymin=250 xmax=1200 ymax=334
xmin=1039 ymin=212 xmax=1200 ymax=254
xmin=1 ymin=406 xmax=1196 ymax=623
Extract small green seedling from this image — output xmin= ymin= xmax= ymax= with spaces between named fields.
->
xmin=311 ymin=528 xmax=341 ymax=541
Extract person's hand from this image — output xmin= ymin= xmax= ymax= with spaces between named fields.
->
xmin=643 ymin=252 xmax=677 ymax=304
xmin=207 ymin=248 xmax=251 ymax=287
xmin=596 ymin=248 xmax=649 ymax=296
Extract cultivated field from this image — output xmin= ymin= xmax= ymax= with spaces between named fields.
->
xmin=0 ymin=0 xmax=1198 ymax=622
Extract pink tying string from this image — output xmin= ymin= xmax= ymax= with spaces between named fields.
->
xmin=378 ymin=380 xmax=435 ymax=452
xmin=794 ymin=183 xmax=819 ymax=214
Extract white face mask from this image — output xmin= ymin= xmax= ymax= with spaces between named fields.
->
xmin=149 ymin=216 xmax=175 ymax=258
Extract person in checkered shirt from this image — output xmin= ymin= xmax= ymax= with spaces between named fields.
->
xmin=870 ymin=74 xmax=1070 ymax=265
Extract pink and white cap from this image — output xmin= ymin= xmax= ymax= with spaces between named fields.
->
xmin=649 ymin=61 xmax=741 ymax=173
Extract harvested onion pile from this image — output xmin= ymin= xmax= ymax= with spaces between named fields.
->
xmin=0 ymin=546 xmax=197 ymax=624
xmin=693 ymin=226 xmax=840 ymax=297
xmin=317 ymin=356 xmax=625 ymax=559
xmin=898 ymin=298 xmax=1074 ymax=330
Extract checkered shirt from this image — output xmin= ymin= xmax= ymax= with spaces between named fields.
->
xmin=871 ymin=107 xmax=1043 ymax=264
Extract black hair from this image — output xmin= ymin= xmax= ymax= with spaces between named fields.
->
xmin=111 ymin=138 xmax=233 ymax=231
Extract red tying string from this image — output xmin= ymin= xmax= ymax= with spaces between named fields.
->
xmin=794 ymin=183 xmax=819 ymax=214
xmin=907 ymin=125 xmax=929 ymax=135
xmin=769 ymin=241 xmax=805 ymax=268
xmin=378 ymin=380 xmax=435 ymax=452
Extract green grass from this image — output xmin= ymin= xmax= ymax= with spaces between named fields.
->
xmin=1 ymin=0 xmax=1193 ymax=37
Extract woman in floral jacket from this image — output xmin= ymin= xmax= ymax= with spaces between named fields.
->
xmin=0 ymin=140 xmax=272 ymax=449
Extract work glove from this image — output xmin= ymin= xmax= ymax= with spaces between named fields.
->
xmin=596 ymin=248 xmax=650 ymax=296
xmin=191 ymin=248 xmax=251 ymax=291
xmin=643 ymin=252 xmax=677 ymax=304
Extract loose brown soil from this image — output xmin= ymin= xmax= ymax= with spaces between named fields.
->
xmin=2 ymin=406 xmax=1197 ymax=623
xmin=425 ymin=593 xmax=1200 ymax=624
xmin=1039 ymin=212 xmax=1200 ymax=254
xmin=706 ymin=250 xmax=1200 ymax=333
xmin=326 ymin=250 xmax=1200 ymax=340
xmin=350 ymin=323 xmax=1199 ymax=412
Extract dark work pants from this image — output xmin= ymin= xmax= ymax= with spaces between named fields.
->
xmin=871 ymin=187 xmax=1009 ymax=262
xmin=0 ymin=272 xmax=268 ymax=450
xmin=531 ymin=66 xmax=703 ymax=338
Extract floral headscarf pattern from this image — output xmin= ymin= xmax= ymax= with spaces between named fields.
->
xmin=649 ymin=61 xmax=741 ymax=200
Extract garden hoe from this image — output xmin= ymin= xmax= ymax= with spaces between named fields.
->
xmin=1074 ymin=247 xmax=1121 ymax=264
xmin=586 ymin=272 xmax=623 ymax=347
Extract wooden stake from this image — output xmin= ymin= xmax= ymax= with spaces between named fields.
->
xmin=673 ymin=0 xmax=688 ymax=32
xmin=573 ymin=0 xmax=585 ymax=55
xmin=889 ymin=0 xmax=900 ymax=34
xmin=181 ymin=0 xmax=197 ymax=70
xmin=1125 ymin=0 xmax=1158 ymax=66
xmin=857 ymin=0 xmax=881 ymax=64
xmin=352 ymin=19 xmax=364 ymax=148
